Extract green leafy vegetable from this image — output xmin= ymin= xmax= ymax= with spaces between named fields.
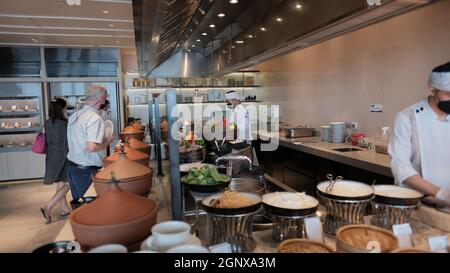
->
xmin=181 ymin=166 xmax=230 ymax=186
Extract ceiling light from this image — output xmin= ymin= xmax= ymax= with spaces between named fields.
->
xmin=218 ymin=13 xmax=226 ymax=17
xmin=247 ymin=34 xmax=254 ymax=38
xmin=65 ymin=0 xmax=81 ymax=6
xmin=260 ymin=27 xmax=267 ymax=31
xmin=187 ymin=49 xmax=192 ymax=52
xmin=191 ymin=44 xmax=196 ymax=48
xmin=229 ymin=0 xmax=238 ymax=4
xmin=296 ymin=4 xmax=302 ymax=9
xmin=31 ymin=38 xmax=38 ymax=43
xmin=201 ymin=32 xmax=208 ymax=36
xmin=102 ymin=10 xmax=109 ymax=14
xmin=222 ymin=50 xmax=227 ymax=54
xmin=116 ymin=40 xmax=120 ymax=43
xmin=209 ymin=24 xmax=216 ymax=28
xmin=236 ymin=40 xmax=244 ymax=44
xmin=109 ymin=24 xmax=115 ymax=27
xmin=232 ymin=45 xmax=236 ymax=49
xmin=276 ymin=17 xmax=283 ymax=22
xmin=196 ymin=39 xmax=201 ymax=42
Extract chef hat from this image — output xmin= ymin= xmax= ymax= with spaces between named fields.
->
xmin=429 ymin=62 xmax=450 ymax=92
xmin=225 ymin=91 xmax=243 ymax=101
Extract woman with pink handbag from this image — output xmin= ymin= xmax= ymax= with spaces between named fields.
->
xmin=39 ymin=98 xmax=71 ymax=224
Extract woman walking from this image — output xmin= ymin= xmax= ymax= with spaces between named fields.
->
xmin=40 ymin=98 xmax=71 ymax=224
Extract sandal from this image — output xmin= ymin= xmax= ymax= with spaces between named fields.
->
xmin=40 ymin=207 xmax=52 ymax=224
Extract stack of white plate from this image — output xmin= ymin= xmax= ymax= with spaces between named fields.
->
xmin=329 ymin=122 xmax=346 ymax=143
xmin=321 ymin=126 xmax=331 ymax=142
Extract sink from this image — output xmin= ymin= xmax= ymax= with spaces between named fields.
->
xmin=333 ymin=147 xmax=364 ymax=152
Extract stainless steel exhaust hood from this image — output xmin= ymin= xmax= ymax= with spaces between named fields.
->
xmin=133 ymin=0 xmax=432 ymax=78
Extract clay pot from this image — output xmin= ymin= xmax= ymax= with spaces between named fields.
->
xmin=103 ymin=144 xmax=149 ymax=168
xmin=70 ymin=179 xmax=158 ymax=249
xmin=95 ymin=152 xmax=153 ymax=196
xmin=122 ymin=138 xmax=151 ymax=155
xmin=120 ymin=126 xmax=145 ymax=142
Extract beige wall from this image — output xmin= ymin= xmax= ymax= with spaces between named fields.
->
xmin=256 ymin=0 xmax=450 ymax=137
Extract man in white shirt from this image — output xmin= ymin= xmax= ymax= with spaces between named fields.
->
xmin=225 ymin=91 xmax=253 ymax=142
xmin=389 ymin=62 xmax=450 ymax=208
xmin=67 ymin=84 xmax=113 ymax=207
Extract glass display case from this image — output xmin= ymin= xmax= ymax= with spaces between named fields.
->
xmin=0 ymin=82 xmax=46 ymax=181
xmin=0 ymin=82 xmax=44 ymax=152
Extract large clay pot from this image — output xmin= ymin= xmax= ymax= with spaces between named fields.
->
xmin=94 ymin=152 xmax=153 ymax=196
xmin=70 ymin=177 xmax=158 ymax=249
xmin=103 ymin=144 xmax=149 ymax=168
xmin=121 ymin=138 xmax=151 ymax=155
xmin=120 ymin=126 xmax=145 ymax=142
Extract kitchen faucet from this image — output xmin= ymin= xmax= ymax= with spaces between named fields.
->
xmin=215 ymin=156 xmax=253 ymax=176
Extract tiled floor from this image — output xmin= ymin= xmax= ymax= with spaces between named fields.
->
xmin=0 ymin=181 xmax=69 ymax=253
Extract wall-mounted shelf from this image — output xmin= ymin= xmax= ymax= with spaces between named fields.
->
xmin=0 ymin=112 xmax=41 ymax=117
xmin=0 ymin=127 xmax=41 ymax=133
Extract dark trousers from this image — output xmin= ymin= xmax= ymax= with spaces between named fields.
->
xmin=68 ymin=164 xmax=98 ymax=201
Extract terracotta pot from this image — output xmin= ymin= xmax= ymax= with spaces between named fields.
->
xmin=122 ymin=138 xmax=151 ymax=155
xmin=120 ymin=131 xmax=145 ymax=142
xmin=95 ymin=153 xmax=153 ymax=196
xmin=103 ymin=144 xmax=149 ymax=168
xmin=70 ymin=179 xmax=158 ymax=249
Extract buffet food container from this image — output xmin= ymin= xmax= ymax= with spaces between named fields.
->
xmin=277 ymin=239 xmax=334 ymax=253
xmin=370 ymin=185 xmax=423 ymax=229
xmin=336 ymin=225 xmax=399 ymax=253
xmin=317 ymin=177 xmax=374 ymax=236
xmin=201 ymin=192 xmax=262 ymax=253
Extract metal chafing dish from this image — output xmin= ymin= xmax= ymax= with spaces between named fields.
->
xmin=285 ymin=128 xmax=315 ymax=138
xmin=317 ymin=175 xmax=374 ymax=236
xmin=262 ymin=192 xmax=319 ymax=242
xmin=201 ymin=192 xmax=262 ymax=253
xmin=370 ymin=185 xmax=423 ymax=229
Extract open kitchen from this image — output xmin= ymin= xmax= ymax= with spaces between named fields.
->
xmin=0 ymin=0 xmax=449 ymax=255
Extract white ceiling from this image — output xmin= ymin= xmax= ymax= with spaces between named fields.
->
xmin=0 ymin=0 xmax=135 ymax=48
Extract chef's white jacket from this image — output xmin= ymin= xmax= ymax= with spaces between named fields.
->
xmin=230 ymin=104 xmax=253 ymax=141
xmin=389 ymin=99 xmax=450 ymax=191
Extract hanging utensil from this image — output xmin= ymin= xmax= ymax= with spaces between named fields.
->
xmin=325 ymin=174 xmax=343 ymax=193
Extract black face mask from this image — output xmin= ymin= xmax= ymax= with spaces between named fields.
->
xmin=437 ymin=98 xmax=450 ymax=114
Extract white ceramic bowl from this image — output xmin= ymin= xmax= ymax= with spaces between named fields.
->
xmin=150 ymin=221 xmax=191 ymax=252
xmin=167 ymin=244 xmax=210 ymax=253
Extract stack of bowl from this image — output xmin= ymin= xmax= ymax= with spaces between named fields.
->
xmin=321 ymin=126 xmax=330 ymax=142
xmin=329 ymin=122 xmax=346 ymax=143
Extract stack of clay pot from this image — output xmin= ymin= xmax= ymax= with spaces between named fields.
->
xmin=95 ymin=148 xmax=153 ymax=196
xmin=103 ymin=143 xmax=149 ymax=168
xmin=120 ymin=138 xmax=151 ymax=155
xmin=120 ymin=122 xmax=145 ymax=142
xmin=70 ymin=174 xmax=158 ymax=250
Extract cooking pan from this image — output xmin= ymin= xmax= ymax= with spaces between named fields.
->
xmin=372 ymin=185 xmax=423 ymax=206
xmin=201 ymin=192 xmax=262 ymax=215
xmin=262 ymin=192 xmax=319 ymax=217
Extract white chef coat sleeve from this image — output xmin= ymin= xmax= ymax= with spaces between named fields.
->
xmin=389 ymin=111 xmax=420 ymax=185
xmin=86 ymin=116 xmax=105 ymax=144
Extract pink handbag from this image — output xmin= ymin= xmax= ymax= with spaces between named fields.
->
xmin=32 ymin=131 xmax=47 ymax=154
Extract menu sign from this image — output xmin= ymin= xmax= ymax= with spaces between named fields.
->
xmin=393 ymin=223 xmax=413 ymax=248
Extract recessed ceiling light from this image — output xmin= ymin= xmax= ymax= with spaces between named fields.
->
xmin=232 ymin=45 xmax=236 ymax=49
xmin=201 ymin=32 xmax=208 ymax=36
xmin=196 ymin=39 xmax=201 ymax=42
xmin=109 ymin=24 xmax=115 ymax=27
xmin=236 ymin=40 xmax=244 ymax=44
xmin=229 ymin=0 xmax=238 ymax=4
xmin=102 ymin=10 xmax=109 ymax=14
xmin=187 ymin=49 xmax=192 ymax=52
xmin=276 ymin=17 xmax=283 ymax=22
xmin=218 ymin=13 xmax=226 ymax=17
xmin=191 ymin=44 xmax=196 ymax=48
xmin=116 ymin=40 xmax=120 ymax=43
xmin=31 ymin=38 xmax=38 ymax=43
xmin=247 ymin=34 xmax=254 ymax=38
xmin=296 ymin=4 xmax=302 ymax=9
xmin=209 ymin=24 xmax=216 ymax=28
xmin=260 ymin=27 xmax=267 ymax=31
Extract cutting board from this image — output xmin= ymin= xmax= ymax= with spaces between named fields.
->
xmin=418 ymin=205 xmax=450 ymax=232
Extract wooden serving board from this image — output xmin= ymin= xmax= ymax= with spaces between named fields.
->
xmin=418 ymin=205 xmax=450 ymax=232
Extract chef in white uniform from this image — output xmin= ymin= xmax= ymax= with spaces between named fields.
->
xmin=225 ymin=91 xmax=253 ymax=142
xmin=389 ymin=62 xmax=450 ymax=208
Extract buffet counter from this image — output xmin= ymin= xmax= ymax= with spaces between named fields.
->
xmin=258 ymin=133 xmax=392 ymax=178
